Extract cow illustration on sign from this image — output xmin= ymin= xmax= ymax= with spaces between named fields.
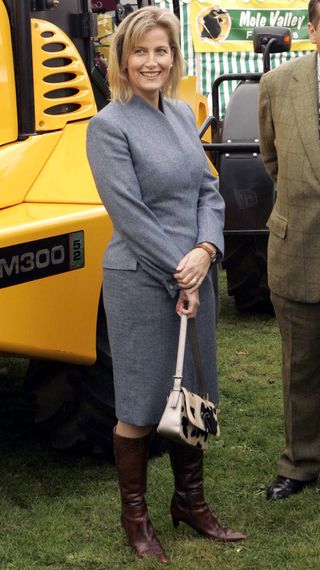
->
xmin=198 ymin=5 xmax=231 ymax=43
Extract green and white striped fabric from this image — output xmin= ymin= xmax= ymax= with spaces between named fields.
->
xmin=193 ymin=49 xmax=307 ymax=115
xmin=157 ymin=0 xmax=310 ymax=116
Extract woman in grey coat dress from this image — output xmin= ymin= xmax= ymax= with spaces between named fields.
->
xmin=86 ymin=6 xmax=246 ymax=564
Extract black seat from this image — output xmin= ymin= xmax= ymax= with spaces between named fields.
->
xmin=218 ymin=81 xmax=275 ymax=232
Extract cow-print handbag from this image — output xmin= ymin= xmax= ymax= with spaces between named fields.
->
xmin=157 ymin=314 xmax=219 ymax=450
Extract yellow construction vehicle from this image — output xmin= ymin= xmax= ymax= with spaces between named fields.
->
xmin=0 ymin=0 xmax=211 ymax=455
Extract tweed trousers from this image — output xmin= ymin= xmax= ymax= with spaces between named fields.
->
xmin=271 ymin=292 xmax=320 ymax=480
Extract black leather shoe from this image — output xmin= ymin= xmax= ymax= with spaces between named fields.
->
xmin=266 ymin=476 xmax=317 ymax=501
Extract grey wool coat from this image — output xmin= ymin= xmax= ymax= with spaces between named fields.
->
xmin=86 ymin=95 xmax=225 ymax=426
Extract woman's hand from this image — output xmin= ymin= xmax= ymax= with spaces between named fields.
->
xmin=174 ymin=247 xmax=214 ymax=293
xmin=176 ymin=289 xmax=200 ymax=318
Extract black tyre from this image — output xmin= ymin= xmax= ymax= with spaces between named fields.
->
xmin=24 ymin=297 xmax=166 ymax=459
xmin=222 ymin=235 xmax=274 ymax=314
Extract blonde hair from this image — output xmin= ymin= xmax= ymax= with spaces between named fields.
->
xmin=108 ymin=7 xmax=185 ymax=103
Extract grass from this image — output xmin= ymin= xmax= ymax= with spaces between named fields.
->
xmin=0 ymin=270 xmax=319 ymax=569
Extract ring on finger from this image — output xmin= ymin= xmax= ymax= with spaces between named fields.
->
xmin=191 ymin=277 xmax=197 ymax=285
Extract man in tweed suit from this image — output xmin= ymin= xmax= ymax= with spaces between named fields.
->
xmin=258 ymin=0 xmax=320 ymax=500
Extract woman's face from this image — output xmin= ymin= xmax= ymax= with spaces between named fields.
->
xmin=126 ymin=26 xmax=173 ymax=107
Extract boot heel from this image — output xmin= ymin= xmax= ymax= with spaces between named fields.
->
xmin=172 ymin=517 xmax=180 ymax=528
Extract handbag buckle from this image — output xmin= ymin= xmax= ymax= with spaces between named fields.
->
xmin=172 ymin=375 xmax=182 ymax=391
xmin=201 ymin=405 xmax=218 ymax=435
xmin=169 ymin=376 xmax=182 ymax=407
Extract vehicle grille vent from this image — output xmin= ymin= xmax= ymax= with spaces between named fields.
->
xmin=31 ymin=19 xmax=97 ymax=131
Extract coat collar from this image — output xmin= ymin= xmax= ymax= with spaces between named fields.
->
xmin=290 ymin=51 xmax=320 ymax=182
xmin=129 ymin=93 xmax=167 ymax=115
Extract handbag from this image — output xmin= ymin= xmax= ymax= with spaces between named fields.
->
xmin=157 ymin=314 xmax=219 ymax=450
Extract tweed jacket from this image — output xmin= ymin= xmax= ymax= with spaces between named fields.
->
xmin=259 ymin=51 xmax=320 ymax=303
xmin=86 ymin=96 xmax=225 ymax=298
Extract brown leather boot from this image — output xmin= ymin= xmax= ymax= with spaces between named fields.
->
xmin=113 ymin=430 xmax=168 ymax=563
xmin=168 ymin=440 xmax=246 ymax=542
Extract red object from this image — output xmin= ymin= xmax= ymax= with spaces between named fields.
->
xmin=92 ymin=0 xmax=116 ymax=11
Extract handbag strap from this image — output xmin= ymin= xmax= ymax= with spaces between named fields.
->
xmin=175 ymin=314 xmax=188 ymax=377
xmin=174 ymin=315 xmax=207 ymax=397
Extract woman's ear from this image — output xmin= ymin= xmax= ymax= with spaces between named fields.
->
xmin=308 ymin=22 xmax=316 ymax=43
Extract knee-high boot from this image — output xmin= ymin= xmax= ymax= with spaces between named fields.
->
xmin=168 ymin=440 xmax=246 ymax=542
xmin=113 ymin=430 xmax=168 ymax=563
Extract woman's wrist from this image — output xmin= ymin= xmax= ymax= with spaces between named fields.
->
xmin=195 ymin=242 xmax=217 ymax=262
